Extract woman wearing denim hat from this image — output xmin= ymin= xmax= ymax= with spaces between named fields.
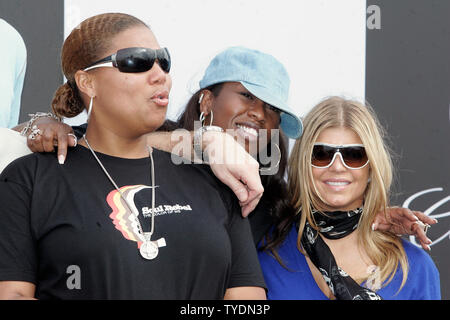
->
xmin=159 ymin=46 xmax=302 ymax=243
xmin=0 ymin=13 xmax=267 ymax=299
xmin=14 ymin=46 xmax=435 ymax=249
xmin=258 ymin=97 xmax=440 ymax=300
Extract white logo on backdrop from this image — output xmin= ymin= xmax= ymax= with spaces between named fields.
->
xmin=402 ymin=187 xmax=450 ymax=248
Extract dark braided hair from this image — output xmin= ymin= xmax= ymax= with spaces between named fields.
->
xmin=51 ymin=13 xmax=148 ymax=118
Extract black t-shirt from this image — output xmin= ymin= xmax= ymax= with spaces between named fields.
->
xmin=74 ymin=123 xmax=275 ymax=247
xmin=0 ymin=146 xmax=265 ymax=299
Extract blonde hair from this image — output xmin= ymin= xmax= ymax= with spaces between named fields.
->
xmin=289 ymin=96 xmax=408 ymax=290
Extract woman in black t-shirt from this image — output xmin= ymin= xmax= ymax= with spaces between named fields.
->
xmin=0 ymin=13 xmax=266 ymax=300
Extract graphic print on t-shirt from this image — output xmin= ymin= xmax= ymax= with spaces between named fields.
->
xmin=106 ymin=184 xmax=151 ymax=248
xmin=105 ymin=184 xmax=193 ymax=249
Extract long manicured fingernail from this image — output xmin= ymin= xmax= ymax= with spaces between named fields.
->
xmin=58 ymin=155 xmax=65 ymax=165
xmin=371 ymin=223 xmax=377 ymax=231
xmin=434 ymin=219 xmax=438 ymax=224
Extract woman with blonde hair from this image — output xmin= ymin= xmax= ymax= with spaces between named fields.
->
xmin=258 ymin=96 xmax=440 ymax=299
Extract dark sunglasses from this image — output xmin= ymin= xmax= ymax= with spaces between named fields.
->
xmin=83 ymin=47 xmax=171 ymax=73
xmin=311 ymin=143 xmax=369 ymax=170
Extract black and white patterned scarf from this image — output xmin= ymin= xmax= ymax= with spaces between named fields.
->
xmin=300 ymin=207 xmax=383 ymax=300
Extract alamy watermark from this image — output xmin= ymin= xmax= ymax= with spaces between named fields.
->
xmin=367 ymin=4 xmax=381 ymax=30
xmin=169 ymin=121 xmax=281 ymax=176
xmin=66 ymin=265 xmax=81 ymax=290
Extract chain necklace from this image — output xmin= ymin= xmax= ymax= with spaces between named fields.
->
xmin=83 ymin=134 xmax=165 ymax=260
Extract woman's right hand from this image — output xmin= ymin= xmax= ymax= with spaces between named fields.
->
xmin=25 ymin=117 xmax=76 ymax=164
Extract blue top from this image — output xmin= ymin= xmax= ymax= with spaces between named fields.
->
xmin=258 ymin=225 xmax=441 ymax=300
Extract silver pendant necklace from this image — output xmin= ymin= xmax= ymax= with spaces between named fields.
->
xmin=83 ymin=134 xmax=166 ymax=260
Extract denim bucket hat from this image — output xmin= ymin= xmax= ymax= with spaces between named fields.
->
xmin=199 ymin=46 xmax=303 ymax=139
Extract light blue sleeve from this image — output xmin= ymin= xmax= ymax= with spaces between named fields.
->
xmin=9 ymin=58 xmax=27 ymax=128
xmin=0 ymin=19 xmax=27 ymax=128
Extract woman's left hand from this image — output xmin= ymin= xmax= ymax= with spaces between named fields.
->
xmin=372 ymin=207 xmax=437 ymax=251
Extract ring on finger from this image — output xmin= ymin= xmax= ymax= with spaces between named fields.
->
xmin=28 ymin=126 xmax=42 ymax=140
xmin=67 ymin=133 xmax=78 ymax=147
xmin=412 ymin=221 xmax=431 ymax=234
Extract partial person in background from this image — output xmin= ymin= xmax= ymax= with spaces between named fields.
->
xmin=258 ymin=97 xmax=441 ymax=300
xmin=0 ymin=19 xmax=27 ymax=128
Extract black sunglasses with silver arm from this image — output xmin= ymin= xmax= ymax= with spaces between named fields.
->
xmin=83 ymin=47 xmax=171 ymax=73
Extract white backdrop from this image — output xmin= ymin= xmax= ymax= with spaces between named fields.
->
xmin=64 ymin=0 xmax=367 ymax=131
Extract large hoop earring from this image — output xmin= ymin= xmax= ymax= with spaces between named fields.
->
xmin=199 ymin=110 xmax=214 ymax=127
xmin=87 ymin=96 xmax=94 ymax=122
xmin=259 ymin=143 xmax=281 ymax=175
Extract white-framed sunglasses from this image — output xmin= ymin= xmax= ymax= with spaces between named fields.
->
xmin=311 ymin=143 xmax=370 ymax=170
